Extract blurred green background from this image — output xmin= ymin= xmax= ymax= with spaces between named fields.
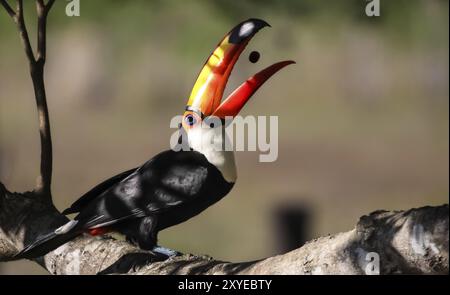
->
xmin=0 ymin=0 xmax=448 ymax=274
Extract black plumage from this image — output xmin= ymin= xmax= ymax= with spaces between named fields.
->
xmin=17 ymin=150 xmax=233 ymax=258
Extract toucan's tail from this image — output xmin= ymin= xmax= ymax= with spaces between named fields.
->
xmin=15 ymin=220 xmax=81 ymax=259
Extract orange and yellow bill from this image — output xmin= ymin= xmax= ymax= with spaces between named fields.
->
xmin=185 ymin=18 xmax=294 ymax=120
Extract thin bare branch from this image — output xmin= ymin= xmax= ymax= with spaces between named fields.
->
xmin=36 ymin=0 xmax=48 ymax=62
xmin=0 ymin=0 xmax=15 ymax=18
xmin=45 ymin=0 xmax=55 ymax=11
xmin=15 ymin=0 xmax=36 ymax=64
xmin=1 ymin=0 xmax=55 ymax=198
xmin=31 ymin=0 xmax=54 ymax=197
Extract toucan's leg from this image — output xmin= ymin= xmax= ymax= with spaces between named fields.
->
xmin=116 ymin=217 xmax=178 ymax=257
xmin=136 ymin=216 xmax=158 ymax=250
xmin=118 ymin=216 xmax=158 ymax=250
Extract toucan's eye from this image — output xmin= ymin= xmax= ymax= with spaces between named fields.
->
xmin=184 ymin=114 xmax=197 ymax=126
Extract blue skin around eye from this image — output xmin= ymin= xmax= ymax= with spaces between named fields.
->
xmin=185 ymin=115 xmax=196 ymax=126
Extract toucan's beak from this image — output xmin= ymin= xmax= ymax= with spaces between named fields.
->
xmin=185 ymin=18 xmax=294 ymax=119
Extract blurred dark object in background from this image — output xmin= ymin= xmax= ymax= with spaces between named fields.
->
xmin=272 ymin=200 xmax=312 ymax=254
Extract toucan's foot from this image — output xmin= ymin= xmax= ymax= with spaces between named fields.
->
xmin=152 ymin=246 xmax=180 ymax=258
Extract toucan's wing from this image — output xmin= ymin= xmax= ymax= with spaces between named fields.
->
xmin=72 ymin=150 xmax=218 ymax=230
xmin=62 ymin=167 xmax=138 ymax=215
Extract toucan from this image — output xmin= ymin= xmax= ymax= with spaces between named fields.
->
xmin=18 ymin=18 xmax=294 ymax=258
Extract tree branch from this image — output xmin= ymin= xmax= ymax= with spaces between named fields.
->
xmin=0 ymin=186 xmax=448 ymax=275
xmin=36 ymin=0 xmax=54 ymax=62
xmin=46 ymin=0 xmax=55 ymax=10
xmin=31 ymin=0 xmax=53 ymax=197
xmin=15 ymin=0 xmax=36 ymax=64
xmin=1 ymin=0 xmax=54 ymax=198
xmin=36 ymin=0 xmax=47 ymax=62
xmin=0 ymin=0 xmax=15 ymax=18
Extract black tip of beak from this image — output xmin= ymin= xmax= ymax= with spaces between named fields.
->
xmin=229 ymin=18 xmax=270 ymax=44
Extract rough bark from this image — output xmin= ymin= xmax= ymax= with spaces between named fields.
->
xmin=0 ymin=184 xmax=448 ymax=274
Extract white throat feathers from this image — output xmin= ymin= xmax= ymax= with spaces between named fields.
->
xmin=187 ymin=126 xmax=237 ymax=183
